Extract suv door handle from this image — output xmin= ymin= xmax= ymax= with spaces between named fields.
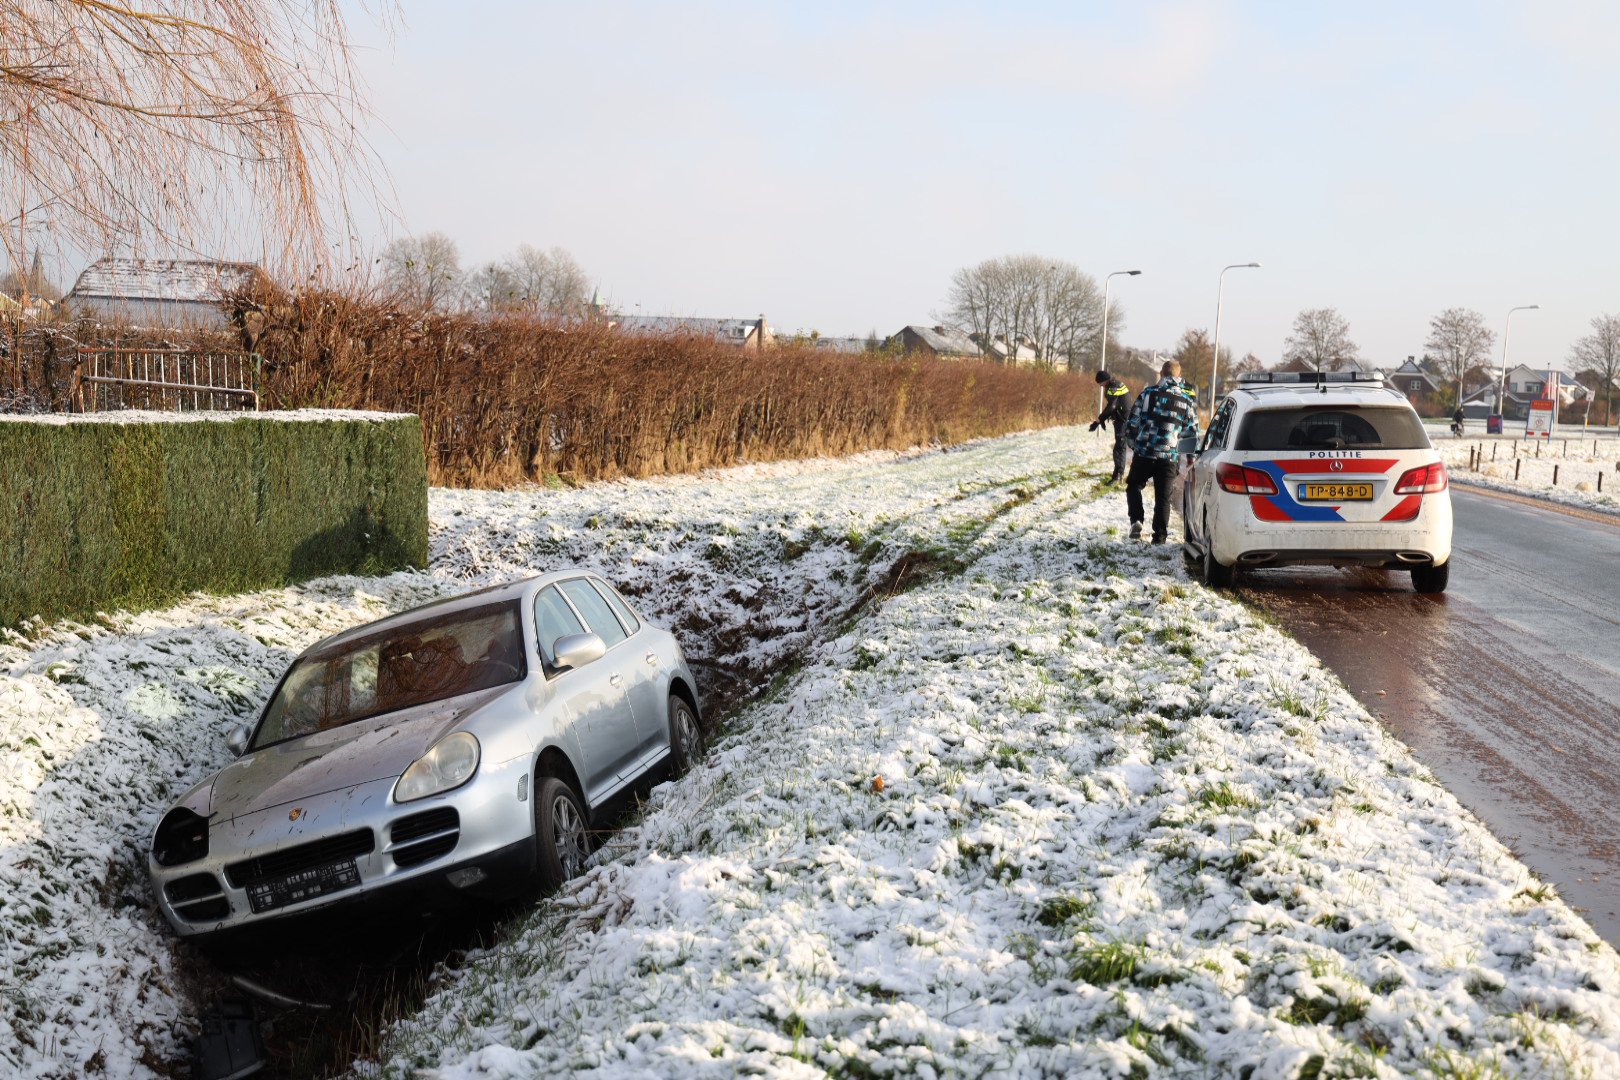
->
xmin=644 ymin=652 xmax=658 ymax=666
xmin=608 ymin=673 xmax=624 ymax=687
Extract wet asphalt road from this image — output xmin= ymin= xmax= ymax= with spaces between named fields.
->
xmin=1232 ymin=485 xmax=1620 ymax=947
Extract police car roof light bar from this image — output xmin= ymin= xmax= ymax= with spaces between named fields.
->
xmin=1237 ymin=371 xmax=1385 ymax=385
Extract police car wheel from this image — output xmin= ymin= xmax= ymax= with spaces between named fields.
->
xmin=1411 ymin=561 xmax=1449 ymax=594
xmin=1201 ymin=516 xmax=1235 ymax=588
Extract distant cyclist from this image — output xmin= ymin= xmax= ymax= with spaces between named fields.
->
xmin=1090 ymin=370 xmax=1133 ymax=484
xmin=1451 ymin=406 xmax=1465 ymax=437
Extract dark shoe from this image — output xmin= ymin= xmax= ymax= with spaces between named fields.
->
xmin=1152 ymin=534 xmax=1168 ymax=544
xmin=1129 ymin=523 xmax=1143 ymax=540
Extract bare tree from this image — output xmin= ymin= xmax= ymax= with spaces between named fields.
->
xmin=1170 ymin=328 xmax=1231 ymax=405
xmin=1570 ymin=313 xmax=1620 ymax=426
xmin=943 ymin=254 xmax=1117 ymax=370
xmin=0 ymin=0 xmax=381 ymax=273
xmin=1282 ymin=308 xmax=1361 ymax=371
xmin=1423 ymin=308 xmax=1494 ymax=408
xmin=380 ymin=233 xmax=462 ymax=311
xmin=506 ymin=245 xmax=590 ymax=316
xmin=465 ymin=260 xmax=522 ymax=311
xmin=1230 ymin=351 xmax=1265 ymax=378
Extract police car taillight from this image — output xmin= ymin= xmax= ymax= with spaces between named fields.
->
xmin=1216 ymin=463 xmax=1279 ymax=495
xmin=1394 ymin=462 xmax=1448 ymax=494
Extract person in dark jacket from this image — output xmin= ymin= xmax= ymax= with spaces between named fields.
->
xmin=1123 ymin=360 xmax=1200 ymax=542
xmin=1089 ymin=370 xmax=1133 ymax=484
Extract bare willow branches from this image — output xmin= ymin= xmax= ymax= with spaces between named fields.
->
xmin=0 ymin=0 xmax=381 ymax=273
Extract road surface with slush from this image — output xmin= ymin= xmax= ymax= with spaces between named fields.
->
xmin=1235 ymin=484 xmax=1620 ymax=947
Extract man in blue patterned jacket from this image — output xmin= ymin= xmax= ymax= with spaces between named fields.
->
xmin=1122 ymin=359 xmax=1200 ymax=542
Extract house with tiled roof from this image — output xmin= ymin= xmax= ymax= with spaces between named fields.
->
xmin=888 ymin=325 xmax=981 ymax=360
xmin=1461 ymin=365 xmax=1590 ymax=420
xmin=66 ymin=257 xmax=265 ymax=328
xmin=608 ymin=313 xmax=773 ymax=349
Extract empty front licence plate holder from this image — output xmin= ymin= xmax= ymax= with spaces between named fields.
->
xmin=1298 ymin=482 xmax=1373 ymax=501
xmin=247 ymin=859 xmax=361 ymax=914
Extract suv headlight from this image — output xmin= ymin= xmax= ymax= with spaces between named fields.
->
xmin=153 ymin=807 xmax=210 ymax=866
xmin=394 ymin=732 xmax=481 ymax=803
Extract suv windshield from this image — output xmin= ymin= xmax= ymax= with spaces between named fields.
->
xmin=254 ymin=600 xmax=526 ymax=749
xmin=1236 ymin=406 xmax=1429 ymax=451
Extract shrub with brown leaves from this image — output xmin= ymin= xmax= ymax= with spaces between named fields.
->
xmin=255 ymin=293 xmax=1097 ymax=487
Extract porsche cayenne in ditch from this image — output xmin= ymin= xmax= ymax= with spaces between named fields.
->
xmin=1181 ymin=371 xmax=1453 ymax=592
xmin=147 ymin=572 xmax=701 ymax=938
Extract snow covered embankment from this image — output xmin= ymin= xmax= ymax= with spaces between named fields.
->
xmin=1439 ymin=437 xmax=1620 ymax=516
xmin=0 ymin=429 xmax=1100 ymax=1079
xmin=381 ymin=474 xmax=1620 ymax=1078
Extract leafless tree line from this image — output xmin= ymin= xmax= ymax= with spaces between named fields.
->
xmin=942 ymin=254 xmax=1120 ymax=370
xmin=377 ymin=231 xmax=590 ymax=315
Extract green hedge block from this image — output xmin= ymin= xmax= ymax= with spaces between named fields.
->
xmin=0 ymin=412 xmax=428 ymax=628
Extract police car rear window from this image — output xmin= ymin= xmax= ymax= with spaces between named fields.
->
xmin=1235 ymin=406 xmax=1429 ymax=451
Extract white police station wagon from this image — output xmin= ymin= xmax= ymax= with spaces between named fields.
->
xmin=1180 ymin=372 xmax=1453 ymax=592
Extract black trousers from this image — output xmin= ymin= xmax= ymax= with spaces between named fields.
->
xmin=1110 ymin=426 xmax=1130 ymax=481
xmin=1125 ymin=455 xmax=1177 ymax=539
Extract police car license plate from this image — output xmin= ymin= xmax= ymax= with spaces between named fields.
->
xmin=1299 ymin=483 xmax=1373 ymax=501
xmin=247 ymin=859 xmax=361 ymax=913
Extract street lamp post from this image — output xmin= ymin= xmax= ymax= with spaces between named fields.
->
xmin=1097 ymin=269 xmax=1142 ymax=413
xmin=1495 ymin=304 xmax=1540 ymax=419
xmin=1209 ymin=262 xmax=1261 ymax=422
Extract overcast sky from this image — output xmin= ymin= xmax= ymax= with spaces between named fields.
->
xmin=346 ymin=0 xmax=1619 ymax=371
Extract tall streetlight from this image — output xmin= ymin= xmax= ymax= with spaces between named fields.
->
xmin=1097 ymin=269 xmax=1142 ymax=412
xmin=1209 ymin=262 xmax=1262 ymax=422
xmin=1495 ymin=304 xmax=1540 ymax=418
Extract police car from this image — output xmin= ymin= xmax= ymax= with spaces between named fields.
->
xmin=1180 ymin=371 xmax=1452 ymax=592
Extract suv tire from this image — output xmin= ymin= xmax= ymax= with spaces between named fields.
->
xmin=533 ymin=776 xmax=589 ymax=891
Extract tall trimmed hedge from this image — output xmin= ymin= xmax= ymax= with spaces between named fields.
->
xmin=0 ymin=412 xmax=428 ymax=628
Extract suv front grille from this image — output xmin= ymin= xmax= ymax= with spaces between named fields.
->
xmin=389 ymin=808 xmax=460 ymax=868
xmin=165 ymin=872 xmax=229 ymax=922
xmin=225 ymin=829 xmax=375 ymax=889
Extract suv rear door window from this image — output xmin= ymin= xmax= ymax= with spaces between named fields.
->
xmin=590 ymin=578 xmax=641 ymax=635
xmin=1236 ymin=406 xmax=1429 ymax=451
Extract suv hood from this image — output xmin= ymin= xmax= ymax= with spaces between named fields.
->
xmin=207 ymin=685 xmax=508 ymax=824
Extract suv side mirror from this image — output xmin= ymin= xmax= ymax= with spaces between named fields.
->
xmin=227 ymin=723 xmax=253 ymax=756
xmin=552 ymin=632 xmax=606 ymax=672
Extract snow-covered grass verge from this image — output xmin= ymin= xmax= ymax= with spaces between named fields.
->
xmin=0 ymin=429 xmax=1103 ymax=1079
xmin=1435 ymin=436 xmax=1620 ymax=516
xmin=376 ymin=472 xmax=1620 ymax=1079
